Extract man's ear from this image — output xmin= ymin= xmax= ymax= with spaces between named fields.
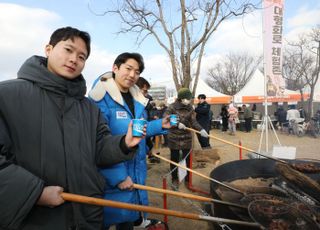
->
xmin=45 ymin=44 xmax=53 ymax=57
xmin=112 ymin=64 xmax=119 ymax=72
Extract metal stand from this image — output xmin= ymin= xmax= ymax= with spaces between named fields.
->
xmin=258 ymin=114 xmax=281 ymax=156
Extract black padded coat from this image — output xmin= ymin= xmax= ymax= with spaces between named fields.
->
xmin=0 ymin=56 xmax=135 ymax=230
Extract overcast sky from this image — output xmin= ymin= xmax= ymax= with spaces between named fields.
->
xmin=0 ymin=1 xmax=319 ymax=89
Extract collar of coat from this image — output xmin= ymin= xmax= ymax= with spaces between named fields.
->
xmin=89 ymin=72 xmax=149 ymax=107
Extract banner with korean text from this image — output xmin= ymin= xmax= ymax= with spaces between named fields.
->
xmin=263 ymin=0 xmax=285 ymax=97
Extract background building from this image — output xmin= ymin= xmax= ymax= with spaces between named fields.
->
xmin=149 ymin=86 xmax=167 ymax=101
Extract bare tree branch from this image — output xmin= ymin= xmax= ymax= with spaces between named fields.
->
xmin=206 ymin=52 xmax=262 ymax=94
xmin=283 ymin=25 xmax=320 ymax=118
xmin=89 ymin=0 xmax=260 ymax=92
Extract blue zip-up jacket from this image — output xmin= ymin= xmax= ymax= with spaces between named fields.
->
xmin=89 ymin=72 xmax=165 ymax=226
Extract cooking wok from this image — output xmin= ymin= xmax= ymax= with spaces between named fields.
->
xmin=209 ymin=158 xmax=320 ymax=230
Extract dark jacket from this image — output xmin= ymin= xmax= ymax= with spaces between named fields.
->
xmin=276 ymin=107 xmax=287 ymax=123
xmin=220 ymin=107 xmax=229 ymax=120
xmin=150 ymin=107 xmax=167 ymax=120
xmin=195 ymin=101 xmax=211 ymax=131
xmin=243 ymin=107 xmax=253 ymax=119
xmin=165 ymin=100 xmax=203 ymax=150
xmin=0 ymin=56 xmax=135 ymax=230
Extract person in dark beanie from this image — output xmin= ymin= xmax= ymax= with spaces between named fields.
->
xmin=195 ymin=94 xmax=211 ymax=148
xmin=165 ymin=88 xmax=208 ymax=190
xmin=177 ymin=87 xmax=193 ymax=100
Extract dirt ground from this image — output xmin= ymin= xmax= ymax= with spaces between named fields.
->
xmin=145 ymin=128 xmax=320 ymax=230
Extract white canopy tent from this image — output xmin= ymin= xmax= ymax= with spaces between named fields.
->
xmin=233 ymin=69 xmax=309 ymax=104
xmin=192 ymin=78 xmax=232 ymax=104
xmin=152 ymin=78 xmax=232 ymax=104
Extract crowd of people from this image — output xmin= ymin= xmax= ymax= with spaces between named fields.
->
xmin=274 ymin=105 xmax=320 ymax=136
xmin=218 ymin=103 xmax=255 ymax=135
xmin=1 ymin=26 xmax=318 ymax=230
xmin=0 ymin=26 xmax=212 ymax=230
xmin=275 ymin=104 xmax=307 ymax=129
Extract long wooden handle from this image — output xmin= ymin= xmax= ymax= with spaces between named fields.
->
xmin=61 ymin=192 xmax=197 ymax=220
xmin=134 ymin=183 xmax=211 ymax=201
xmin=152 ymin=153 xmax=244 ymax=195
xmin=61 ymin=192 xmax=260 ymax=227
xmin=133 ymin=184 xmax=247 ymax=209
xmin=184 ymin=127 xmax=286 ymax=164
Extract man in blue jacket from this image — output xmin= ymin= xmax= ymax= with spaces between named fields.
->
xmin=89 ymin=52 xmax=170 ymax=230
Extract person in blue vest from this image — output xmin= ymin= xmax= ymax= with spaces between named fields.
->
xmin=89 ymin=52 xmax=170 ymax=230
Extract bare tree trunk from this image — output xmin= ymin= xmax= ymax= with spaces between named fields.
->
xmin=93 ymin=0 xmax=258 ymax=93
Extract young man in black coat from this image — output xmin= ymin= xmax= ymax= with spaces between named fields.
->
xmin=0 ymin=26 xmax=144 ymax=230
xmin=195 ymin=94 xmax=211 ymax=148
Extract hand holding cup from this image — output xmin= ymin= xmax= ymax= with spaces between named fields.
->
xmin=125 ymin=120 xmax=147 ymax=148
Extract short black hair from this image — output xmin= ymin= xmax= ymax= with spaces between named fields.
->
xmin=197 ymin=94 xmax=206 ymax=99
xmin=113 ymin=52 xmax=145 ymax=73
xmin=49 ymin=26 xmax=91 ymax=58
xmin=136 ymin=76 xmax=150 ymax=89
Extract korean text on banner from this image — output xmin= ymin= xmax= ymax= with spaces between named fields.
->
xmin=263 ymin=0 xmax=285 ymax=97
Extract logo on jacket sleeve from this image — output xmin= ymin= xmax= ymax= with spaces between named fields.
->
xmin=116 ymin=111 xmax=128 ymax=119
